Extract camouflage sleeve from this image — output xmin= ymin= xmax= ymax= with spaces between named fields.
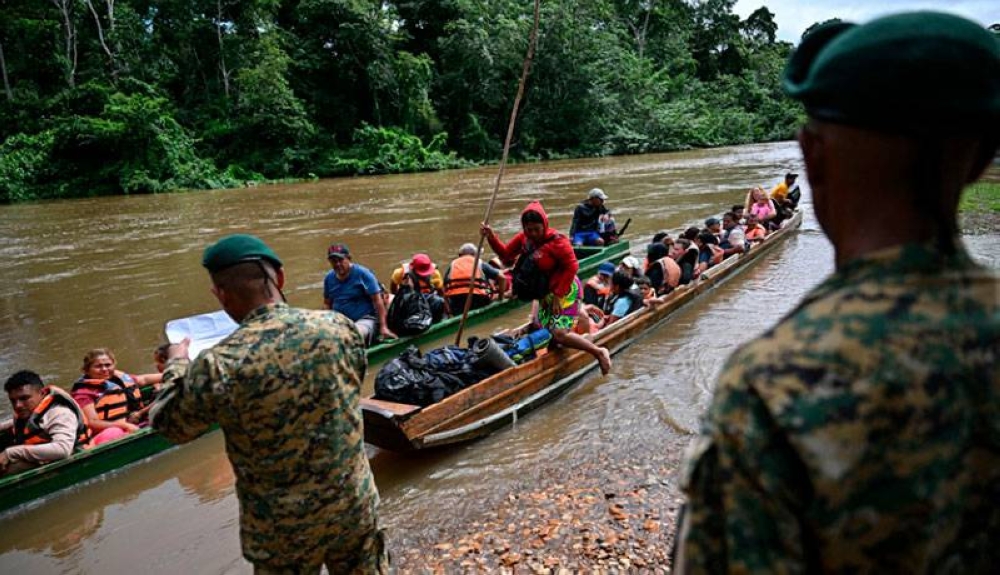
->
xmin=679 ymin=358 xmax=814 ymax=574
xmin=150 ymin=353 xmax=224 ymax=444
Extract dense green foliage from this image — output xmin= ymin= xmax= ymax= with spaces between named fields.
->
xmin=960 ymin=181 xmax=1000 ymax=214
xmin=0 ymin=0 xmax=809 ymax=202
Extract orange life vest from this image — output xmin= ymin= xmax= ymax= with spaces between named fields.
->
xmin=444 ymin=255 xmax=492 ymax=298
xmin=647 ymin=256 xmax=682 ymax=289
xmin=12 ymin=386 xmax=89 ymax=448
xmin=72 ymin=372 xmax=144 ymax=422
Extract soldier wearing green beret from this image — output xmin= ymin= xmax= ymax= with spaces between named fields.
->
xmin=677 ymin=12 xmax=1000 ymax=574
xmin=150 ymin=234 xmax=388 ymax=574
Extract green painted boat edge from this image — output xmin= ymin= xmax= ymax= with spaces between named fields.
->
xmin=0 ymin=241 xmax=631 ymax=514
xmin=366 ymin=240 xmax=631 ymax=363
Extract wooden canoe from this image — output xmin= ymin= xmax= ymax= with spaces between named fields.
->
xmin=0 ymin=241 xmax=630 ymax=515
xmin=361 ymin=211 xmax=803 ymax=451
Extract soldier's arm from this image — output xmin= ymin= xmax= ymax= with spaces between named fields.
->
xmin=150 ymin=353 xmax=223 ymax=444
xmin=678 ymin=363 xmax=813 ymax=574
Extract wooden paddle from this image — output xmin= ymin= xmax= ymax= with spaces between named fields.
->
xmin=454 ymin=0 xmax=542 ymax=347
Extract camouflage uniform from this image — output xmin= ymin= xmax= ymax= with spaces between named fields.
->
xmin=679 ymin=243 xmax=1000 ymax=573
xmin=151 ymin=303 xmax=387 ymax=574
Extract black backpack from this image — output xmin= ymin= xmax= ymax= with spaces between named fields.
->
xmin=387 ymin=272 xmax=433 ymax=335
xmin=511 ymin=238 xmax=552 ymax=302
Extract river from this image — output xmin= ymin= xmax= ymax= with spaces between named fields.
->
xmin=1 ymin=142 xmax=997 ymax=572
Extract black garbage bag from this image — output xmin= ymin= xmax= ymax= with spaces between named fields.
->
xmin=374 ymin=345 xmax=504 ymax=406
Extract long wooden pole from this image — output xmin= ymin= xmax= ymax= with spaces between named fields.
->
xmin=454 ymin=0 xmax=542 ymax=346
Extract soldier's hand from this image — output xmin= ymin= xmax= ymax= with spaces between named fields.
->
xmin=167 ymin=338 xmax=191 ymax=361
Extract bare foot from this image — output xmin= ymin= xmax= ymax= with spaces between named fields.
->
xmin=597 ymin=347 xmax=612 ymax=376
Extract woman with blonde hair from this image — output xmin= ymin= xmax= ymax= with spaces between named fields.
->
xmin=71 ymin=349 xmax=162 ymax=440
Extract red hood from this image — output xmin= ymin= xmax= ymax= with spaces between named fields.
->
xmin=521 ymin=200 xmax=555 ymax=237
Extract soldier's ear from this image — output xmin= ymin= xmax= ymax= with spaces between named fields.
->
xmin=210 ymin=284 xmax=227 ymax=307
xmin=274 ymin=268 xmax=286 ymax=290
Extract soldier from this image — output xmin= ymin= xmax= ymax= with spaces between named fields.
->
xmin=676 ymin=12 xmax=1000 ymax=574
xmin=151 ymin=235 xmax=387 ymax=574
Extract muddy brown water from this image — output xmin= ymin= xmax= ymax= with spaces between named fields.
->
xmin=1 ymin=142 xmax=997 ymax=573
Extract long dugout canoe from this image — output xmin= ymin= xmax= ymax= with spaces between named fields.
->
xmin=361 ymin=211 xmax=803 ymax=452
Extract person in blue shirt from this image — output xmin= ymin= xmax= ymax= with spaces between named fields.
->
xmin=323 ymin=244 xmax=396 ymax=346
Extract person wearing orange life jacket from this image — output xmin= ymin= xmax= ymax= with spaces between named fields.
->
xmin=583 ymin=262 xmax=615 ymax=308
xmin=2 ymin=371 xmax=89 ymax=475
xmin=645 ymin=242 xmax=682 ymax=295
xmin=444 ymin=243 xmax=507 ymax=313
xmin=71 ymin=348 xmax=161 ymax=435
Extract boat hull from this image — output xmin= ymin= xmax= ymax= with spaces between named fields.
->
xmin=362 ymin=212 xmax=803 ymax=451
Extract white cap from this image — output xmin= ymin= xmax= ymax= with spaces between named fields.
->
xmin=587 ymin=188 xmax=608 ymax=201
xmin=620 ymin=256 xmax=642 ymax=270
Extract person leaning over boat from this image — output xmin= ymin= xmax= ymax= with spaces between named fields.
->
xmin=676 ymin=12 xmax=1000 ymax=573
xmin=482 ymin=201 xmax=612 ymax=375
xmin=151 ymin=234 xmax=387 ymax=574
xmin=71 ymin=348 xmax=162 ymax=435
xmin=569 ymin=188 xmax=611 ymax=246
xmin=1 ymin=370 xmax=90 ymax=476
xmin=443 ymin=243 xmax=506 ymax=313
xmin=323 ymin=243 xmax=396 ymax=346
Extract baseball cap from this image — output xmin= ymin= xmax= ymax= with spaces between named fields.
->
xmin=327 ymin=244 xmax=350 ymax=260
xmin=588 ymin=188 xmax=608 ymax=201
xmin=598 ymin=262 xmax=616 ymax=276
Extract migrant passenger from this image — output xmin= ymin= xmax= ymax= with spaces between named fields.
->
xmin=152 ymin=234 xmax=387 ymax=573
xmin=443 ymin=243 xmax=506 ymax=313
xmin=323 ymin=243 xmax=396 ymax=345
xmin=704 ymin=218 xmax=722 ymax=242
xmin=682 ymin=227 xmax=700 ymax=241
xmin=71 ymin=348 xmax=161 ymax=434
xmin=645 ymin=242 xmax=681 ymax=295
xmin=1 ymin=370 xmax=91 ymax=476
xmin=673 ymin=238 xmax=698 ymax=285
xmin=745 ymin=187 xmax=776 ymax=223
xmin=693 ymin=232 xmax=723 ymax=277
xmin=389 ymin=253 xmax=448 ymax=322
xmin=617 ymin=256 xmax=643 ymax=283
xmin=482 ymin=201 xmax=612 ymax=375
xmin=719 ymin=212 xmax=746 ymax=258
xmin=584 ymin=272 xmax=643 ymax=329
xmin=744 ymin=213 xmax=767 ymax=243
xmin=770 ymin=172 xmax=799 ymax=204
xmin=677 ymin=12 xmax=1000 ymax=572
xmin=569 ymin=188 xmax=610 ymax=246
xmin=583 ymin=262 xmax=616 ymax=308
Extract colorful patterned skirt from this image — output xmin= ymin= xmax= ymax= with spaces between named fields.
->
xmin=536 ymin=277 xmax=582 ymax=332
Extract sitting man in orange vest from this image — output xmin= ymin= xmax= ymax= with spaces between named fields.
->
xmin=444 ymin=243 xmax=506 ymax=313
xmin=1 ymin=370 xmax=89 ymax=476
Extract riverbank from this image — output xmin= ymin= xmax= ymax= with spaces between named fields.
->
xmin=394 ymin=434 xmax=688 ymax=574
xmin=960 ymin=181 xmax=1000 ymax=234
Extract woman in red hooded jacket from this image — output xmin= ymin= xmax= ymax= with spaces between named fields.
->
xmin=481 ymin=201 xmax=612 ymax=375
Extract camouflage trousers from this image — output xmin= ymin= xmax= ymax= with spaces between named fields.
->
xmin=252 ymin=527 xmax=388 ymax=575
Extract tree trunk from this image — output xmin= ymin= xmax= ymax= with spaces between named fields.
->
xmin=0 ymin=41 xmax=12 ymax=102
xmin=85 ymin=0 xmax=118 ymax=80
xmin=52 ymin=0 xmax=77 ymax=88
xmin=217 ymin=0 xmax=230 ymax=98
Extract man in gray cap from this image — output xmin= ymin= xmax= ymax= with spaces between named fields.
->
xmin=569 ymin=187 xmax=611 ymax=246
xmin=152 ymin=234 xmax=387 ymax=574
xmin=677 ymin=12 xmax=1000 ymax=573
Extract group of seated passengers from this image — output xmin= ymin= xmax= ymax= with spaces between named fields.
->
xmin=324 ymin=241 xmax=510 ymax=346
xmin=581 ymin=187 xmax=797 ymax=329
xmin=1 ymin=346 xmax=167 ymax=476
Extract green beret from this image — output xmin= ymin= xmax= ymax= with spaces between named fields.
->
xmin=784 ymin=12 xmax=1000 ymax=135
xmin=202 ymin=234 xmax=283 ymax=273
